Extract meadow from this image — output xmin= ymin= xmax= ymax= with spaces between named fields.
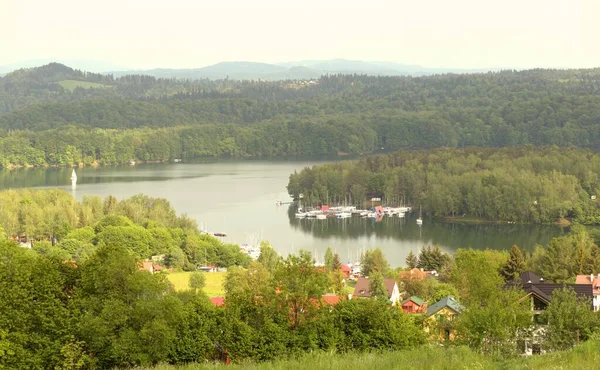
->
xmin=148 ymin=339 xmax=600 ymax=370
xmin=167 ymin=271 xmax=226 ymax=297
xmin=57 ymin=79 xmax=112 ymax=91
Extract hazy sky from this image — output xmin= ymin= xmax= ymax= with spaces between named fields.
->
xmin=1 ymin=0 xmax=598 ymax=70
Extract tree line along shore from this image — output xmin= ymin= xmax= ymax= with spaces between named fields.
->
xmin=287 ymin=147 xmax=600 ymax=225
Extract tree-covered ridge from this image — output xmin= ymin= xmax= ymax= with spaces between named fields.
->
xmin=287 ymin=147 xmax=600 ymax=224
xmin=2 ymin=65 xmax=600 ymax=167
xmin=0 ymin=189 xmax=251 ymax=269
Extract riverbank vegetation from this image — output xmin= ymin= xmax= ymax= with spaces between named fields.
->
xmin=2 ymin=190 xmax=600 ymax=368
xmin=0 ymin=189 xmax=251 ymax=269
xmin=1 ymin=64 xmax=600 ymax=167
xmin=287 ymin=147 xmax=600 ymax=224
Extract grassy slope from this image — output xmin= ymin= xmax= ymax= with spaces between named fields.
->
xmin=167 ymin=271 xmax=226 ymax=297
xmin=149 ymin=340 xmax=600 ymax=370
xmin=57 ymin=79 xmax=112 ymax=91
xmin=168 ymin=271 xmax=354 ymax=297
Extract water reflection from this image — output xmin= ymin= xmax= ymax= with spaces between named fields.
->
xmin=287 ymin=206 xmax=567 ymax=252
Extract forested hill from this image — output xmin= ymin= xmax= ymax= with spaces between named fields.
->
xmin=1 ymin=64 xmax=600 ymax=167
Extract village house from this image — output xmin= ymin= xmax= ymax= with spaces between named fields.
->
xmin=425 ymin=295 xmax=464 ymax=340
xmin=401 ymin=296 xmax=426 ymax=314
xmin=503 ymin=271 xmax=594 ymax=354
xmin=353 ymin=276 xmax=401 ymax=305
xmin=340 ymin=264 xmax=352 ymax=279
xmin=575 ymin=273 xmax=600 ymax=311
xmin=138 ymin=261 xmax=165 ymax=274
xmin=505 ymin=272 xmax=594 ymax=315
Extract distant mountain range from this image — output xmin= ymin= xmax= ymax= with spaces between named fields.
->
xmin=0 ymin=58 xmax=496 ymax=80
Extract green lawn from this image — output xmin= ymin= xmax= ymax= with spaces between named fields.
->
xmin=167 ymin=271 xmax=226 ymax=297
xmin=147 ymin=340 xmax=600 ymax=370
xmin=57 ymin=79 xmax=112 ymax=91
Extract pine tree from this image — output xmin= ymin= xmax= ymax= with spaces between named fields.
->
xmin=324 ymin=247 xmax=334 ymax=272
xmin=332 ymin=253 xmax=342 ymax=271
xmin=501 ymin=245 xmax=526 ymax=282
xmin=406 ymin=251 xmax=418 ymax=269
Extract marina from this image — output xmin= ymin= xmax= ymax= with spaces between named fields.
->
xmin=294 ymin=204 xmax=412 ymax=220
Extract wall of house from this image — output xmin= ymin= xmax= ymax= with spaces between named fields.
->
xmin=426 ymin=307 xmax=459 ymax=341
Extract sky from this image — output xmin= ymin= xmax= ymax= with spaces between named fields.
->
xmin=1 ymin=0 xmax=599 ymax=70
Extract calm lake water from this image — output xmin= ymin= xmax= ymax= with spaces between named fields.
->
xmin=0 ymin=159 xmax=567 ymax=266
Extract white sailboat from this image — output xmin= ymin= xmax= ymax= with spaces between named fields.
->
xmin=70 ymin=169 xmax=77 ymax=188
xmin=416 ymin=205 xmax=423 ymax=226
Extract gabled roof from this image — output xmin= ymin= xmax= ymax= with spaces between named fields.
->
xmin=426 ymin=295 xmax=464 ymax=316
xmin=341 ymin=264 xmax=352 ymax=273
xmin=353 ymin=276 xmax=397 ymax=299
xmin=518 ymin=271 xmax=543 ymax=284
xmin=321 ymin=294 xmax=342 ymax=305
xmin=384 ymin=279 xmax=397 ymax=297
xmin=402 ymin=296 xmax=424 ymax=306
xmin=505 ymin=271 xmax=594 ymax=303
xmin=576 ymin=274 xmax=600 ymax=295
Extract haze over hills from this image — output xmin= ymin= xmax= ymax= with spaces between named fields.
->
xmin=0 ymin=59 xmax=129 ymax=76
xmin=0 ymin=59 xmax=497 ymax=80
xmin=108 ymin=59 xmax=497 ymax=80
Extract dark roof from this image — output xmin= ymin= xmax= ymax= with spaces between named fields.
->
xmin=426 ymin=295 xmax=464 ymax=316
xmin=384 ymin=279 xmax=397 ymax=297
xmin=505 ymin=272 xmax=593 ymax=303
xmin=521 ymin=283 xmax=593 ymax=303
xmin=353 ymin=276 xmax=397 ymax=298
xmin=518 ymin=271 xmax=544 ymax=285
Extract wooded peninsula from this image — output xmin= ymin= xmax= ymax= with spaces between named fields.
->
xmin=287 ymin=147 xmax=600 ymax=224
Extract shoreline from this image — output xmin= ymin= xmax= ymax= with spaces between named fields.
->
xmin=439 ymin=215 xmax=572 ymax=227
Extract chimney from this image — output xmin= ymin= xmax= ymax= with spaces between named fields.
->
xmin=592 ymin=274 xmax=594 ymax=283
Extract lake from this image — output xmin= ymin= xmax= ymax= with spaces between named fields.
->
xmin=0 ymin=159 xmax=568 ymax=266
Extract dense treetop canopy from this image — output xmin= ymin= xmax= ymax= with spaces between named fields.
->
xmin=1 ymin=64 xmax=600 ymax=167
xmin=287 ymin=147 xmax=600 ymax=224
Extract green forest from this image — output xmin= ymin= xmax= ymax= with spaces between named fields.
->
xmin=287 ymin=147 xmax=600 ymax=224
xmin=1 ymin=63 xmax=600 ymax=167
xmin=1 ymin=190 xmax=600 ymax=368
xmin=0 ymin=189 xmax=250 ymax=269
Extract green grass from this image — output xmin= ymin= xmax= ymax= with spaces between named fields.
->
xmin=57 ymin=79 xmax=112 ymax=91
xmin=147 ymin=340 xmax=600 ymax=369
xmin=166 ymin=271 xmax=226 ymax=297
xmin=344 ymin=279 xmax=356 ymax=295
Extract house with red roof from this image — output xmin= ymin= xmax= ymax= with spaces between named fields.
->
xmin=210 ymin=297 xmax=225 ymax=307
xmin=320 ymin=293 xmax=343 ymax=305
xmin=340 ymin=264 xmax=352 ymax=279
